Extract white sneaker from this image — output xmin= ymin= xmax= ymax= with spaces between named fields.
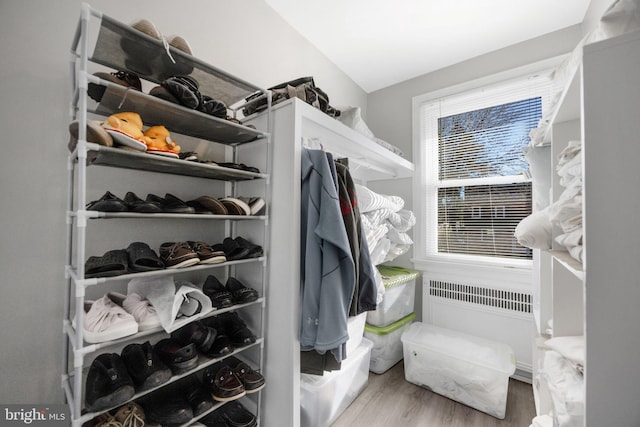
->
xmin=83 ymin=295 xmax=138 ymax=343
xmin=108 ymin=292 xmax=161 ymax=331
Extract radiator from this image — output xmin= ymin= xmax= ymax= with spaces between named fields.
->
xmin=424 ymin=276 xmax=534 ymax=382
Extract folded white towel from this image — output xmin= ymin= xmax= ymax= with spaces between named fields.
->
xmin=356 ymin=184 xmax=404 ymax=213
xmin=515 ymin=208 xmax=552 ymax=249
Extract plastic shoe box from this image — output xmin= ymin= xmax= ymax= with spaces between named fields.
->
xmin=401 ymin=323 xmax=516 ymax=419
xmin=300 ymin=338 xmax=373 ymax=427
xmin=367 ymin=266 xmax=419 ymax=327
xmin=365 ymin=312 xmax=416 ymax=374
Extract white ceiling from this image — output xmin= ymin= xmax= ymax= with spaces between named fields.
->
xmin=264 ymin=0 xmax=591 ymax=93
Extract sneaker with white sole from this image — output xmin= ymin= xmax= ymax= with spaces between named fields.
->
xmin=108 ymin=292 xmax=161 ymax=331
xmin=83 ymin=295 xmax=139 ymax=343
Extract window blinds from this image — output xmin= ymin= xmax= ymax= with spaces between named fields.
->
xmin=420 ymin=71 xmax=552 ymax=261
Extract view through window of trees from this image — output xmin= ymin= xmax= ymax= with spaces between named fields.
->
xmin=436 ymin=97 xmax=540 ymax=259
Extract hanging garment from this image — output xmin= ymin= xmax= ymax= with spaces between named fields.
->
xmin=300 ymin=148 xmax=355 ymax=354
xmin=334 ymin=159 xmax=377 ymax=315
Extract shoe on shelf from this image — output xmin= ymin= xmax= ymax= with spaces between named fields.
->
xmin=184 ymin=382 xmax=215 ymax=416
xmin=192 ymin=196 xmax=228 ymax=215
xmin=213 ymin=239 xmax=249 ymax=261
xmin=146 ymin=193 xmax=195 ymax=214
xmin=124 ymin=192 xmax=163 ymax=213
xmin=82 ymin=295 xmax=139 ymax=344
xmin=112 ymin=402 xmax=147 ymax=427
xmin=237 ymin=197 xmax=266 ymax=215
xmin=217 ymin=311 xmax=257 ymax=347
xmin=226 ymin=356 xmax=265 ymax=394
xmin=202 ymin=275 xmax=235 ymax=308
xmin=84 ymin=249 xmax=129 ymax=279
xmin=220 ymin=401 xmax=258 ymax=427
xmin=86 ymin=191 xmax=129 ymax=213
xmin=85 ymin=353 xmax=135 ymax=412
xmin=170 ymin=320 xmax=217 ymax=353
xmin=199 ymin=411 xmax=229 ymax=427
xmin=68 ymin=119 xmax=113 ymax=152
xmin=142 ymin=394 xmax=193 ymax=426
xmin=159 ymin=241 xmax=200 ymax=269
xmin=107 ymin=291 xmax=160 ymax=331
xmin=88 ymin=71 xmax=142 ymax=103
xmin=201 ymin=316 xmax=234 ymax=357
xmin=225 ymin=277 xmax=259 ymax=304
xmin=233 ymin=236 xmax=264 ymax=258
xmin=154 ymin=338 xmax=198 ymax=374
xmin=188 ymin=241 xmax=226 ymax=265
xmin=120 ymin=341 xmax=172 ymax=391
xmin=203 ymin=362 xmax=246 ymax=402
xmin=125 ymin=242 xmax=165 ymax=274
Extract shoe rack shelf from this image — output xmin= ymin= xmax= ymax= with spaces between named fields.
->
xmin=64 ymin=3 xmax=271 ymax=426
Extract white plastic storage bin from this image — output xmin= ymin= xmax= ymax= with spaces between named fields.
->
xmin=364 ymin=312 xmax=416 ymax=374
xmin=346 ymin=312 xmax=367 ymax=357
xmin=367 ymin=266 xmax=418 ymax=327
xmin=300 ymin=338 xmax=373 ymax=427
xmin=401 ymin=323 xmax=516 ymax=419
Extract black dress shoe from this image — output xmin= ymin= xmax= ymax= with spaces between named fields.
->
xmin=221 ymin=401 xmax=257 ymax=427
xmin=225 ymin=277 xmax=259 ymax=304
xmin=143 ymin=395 xmax=193 ymax=425
xmin=145 ymin=193 xmax=195 ymax=214
xmin=201 ymin=316 xmax=234 ymax=357
xmin=218 ymin=312 xmax=256 ymax=347
xmin=121 ymin=341 xmax=172 ymax=391
xmin=203 ymin=275 xmax=235 ymax=308
xmin=124 ymin=191 xmax=163 ymax=213
xmin=86 ymin=191 xmax=128 ymax=212
xmin=185 ymin=383 xmax=215 ymax=416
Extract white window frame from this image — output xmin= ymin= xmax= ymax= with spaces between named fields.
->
xmin=412 ymin=59 xmax=560 ymax=272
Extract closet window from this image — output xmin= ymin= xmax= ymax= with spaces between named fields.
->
xmin=417 ymin=71 xmax=552 ymax=263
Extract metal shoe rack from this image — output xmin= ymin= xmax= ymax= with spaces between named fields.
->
xmin=63 ymin=3 xmax=272 ymax=426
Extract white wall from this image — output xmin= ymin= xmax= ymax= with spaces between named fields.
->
xmin=0 ymin=0 xmax=366 ymax=405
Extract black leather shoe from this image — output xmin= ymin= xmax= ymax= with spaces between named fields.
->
xmin=218 ymin=312 xmax=256 ymax=347
xmin=202 ymin=316 xmax=234 ymax=357
xmin=145 ymin=193 xmax=195 ymax=214
xmin=225 ymin=277 xmax=259 ymax=304
xmin=203 ymin=275 xmax=235 ymax=308
xmin=171 ymin=320 xmax=217 ymax=353
xmin=143 ymin=395 xmax=193 ymax=425
xmin=121 ymin=341 xmax=172 ymax=391
xmin=185 ymin=383 xmax=215 ymax=416
xmin=201 ymin=411 xmax=231 ymax=427
xmin=221 ymin=401 xmax=257 ymax=427
xmin=154 ymin=338 xmax=198 ymax=374
xmin=203 ymin=362 xmax=245 ymax=402
xmin=85 ymin=353 xmax=135 ymax=412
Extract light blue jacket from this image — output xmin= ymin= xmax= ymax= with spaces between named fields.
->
xmin=300 ymin=148 xmax=355 ymax=352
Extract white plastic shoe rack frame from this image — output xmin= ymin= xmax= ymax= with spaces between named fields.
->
xmin=63 ymin=4 xmax=272 ymax=426
xmin=532 ymin=29 xmax=640 ymax=426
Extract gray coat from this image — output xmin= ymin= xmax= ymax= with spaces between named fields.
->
xmin=300 ymin=148 xmax=355 ymax=352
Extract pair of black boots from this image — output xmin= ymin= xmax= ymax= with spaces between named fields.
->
xmin=85 ymin=341 xmax=171 ymax=412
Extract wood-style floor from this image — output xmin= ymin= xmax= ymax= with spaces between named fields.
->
xmin=331 ymin=362 xmax=536 ymax=427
